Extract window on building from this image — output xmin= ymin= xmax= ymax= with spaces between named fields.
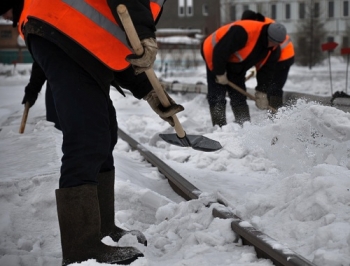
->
xmin=0 ymin=30 xmax=12 ymax=39
xmin=286 ymin=4 xmax=291 ymax=19
xmin=257 ymin=3 xmax=263 ymax=14
xmin=328 ymin=1 xmax=334 ymax=17
xmin=202 ymin=4 xmax=208 ymax=16
xmin=327 ymin=36 xmax=334 ymax=43
xmin=344 ymin=1 xmax=349 ymax=16
xmin=343 ymin=36 xmax=349 ymax=47
xmin=186 ymin=0 xmax=193 ymax=17
xmin=314 ymin=2 xmax=320 ymax=18
xmin=299 ymin=2 xmax=305 ymax=19
xmin=271 ymin=4 xmax=277 ymax=19
xmin=230 ymin=5 xmax=236 ymax=21
xmin=243 ymin=5 xmax=249 ymax=11
xmin=178 ymin=0 xmax=185 ymax=17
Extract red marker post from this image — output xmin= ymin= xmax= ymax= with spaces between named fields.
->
xmin=321 ymin=42 xmax=338 ymax=95
xmin=341 ymin=47 xmax=350 ymax=94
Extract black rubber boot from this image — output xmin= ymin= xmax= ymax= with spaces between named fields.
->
xmin=56 ymin=185 xmax=143 ymax=266
xmin=209 ymin=105 xmax=227 ymax=127
xmin=232 ymin=105 xmax=250 ymax=125
xmin=97 ymin=170 xmax=147 ymax=246
xmin=269 ymin=96 xmax=283 ymax=110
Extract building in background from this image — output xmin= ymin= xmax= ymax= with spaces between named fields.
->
xmin=1 ymin=1 xmax=349 ymax=64
xmin=221 ymin=0 xmax=350 ymax=54
xmin=0 ymin=19 xmax=32 ymax=64
xmin=156 ymin=0 xmax=221 ymax=37
xmin=156 ymin=0 xmax=350 ymax=50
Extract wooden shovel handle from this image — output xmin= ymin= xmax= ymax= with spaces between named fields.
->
xmin=228 ymin=81 xmax=277 ymax=113
xmin=245 ymin=69 xmax=255 ymax=81
xmin=117 ymin=4 xmax=185 ymax=138
xmin=19 ymin=102 xmax=30 ymax=134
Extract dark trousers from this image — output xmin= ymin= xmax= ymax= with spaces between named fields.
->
xmin=45 ymin=83 xmax=61 ymax=130
xmin=268 ymin=60 xmax=293 ymax=98
xmin=28 ymin=35 xmax=117 ymax=188
xmin=206 ymin=66 xmax=248 ymax=108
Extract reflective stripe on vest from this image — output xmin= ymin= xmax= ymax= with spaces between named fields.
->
xmin=25 ymin=0 xmax=163 ymax=70
xmin=279 ymin=36 xmax=294 ymax=61
xmin=262 ymin=17 xmax=295 ymax=63
xmin=256 ymin=50 xmax=271 ymax=70
xmin=202 ymin=20 xmax=265 ymax=71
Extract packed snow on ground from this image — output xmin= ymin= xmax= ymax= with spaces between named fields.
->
xmin=0 ymin=58 xmax=349 ymax=266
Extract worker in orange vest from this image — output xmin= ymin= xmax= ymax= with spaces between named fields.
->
xmin=1 ymin=0 xmax=184 ymax=265
xmin=241 ymin=10 xmax=295 ymax=110
xmin=201 ymin=19 xmax=285 ymax=126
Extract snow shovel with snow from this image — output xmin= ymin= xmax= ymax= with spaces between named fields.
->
xmin=19 ymin=102 xmax=30 ymax=134
xmin=227 ymin=81 xmax=277 ymax=113
xmin=117 ymin=5 xmax=222 ymax=152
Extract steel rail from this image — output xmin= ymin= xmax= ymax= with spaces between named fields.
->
xmin=118 ymin=128 xmax=317 ymax=266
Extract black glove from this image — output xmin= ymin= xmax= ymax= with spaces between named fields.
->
xmin=144 ymin=89 xmax=184 ymax=127
xmin=22 ymin=91 xmax=39 ymax=107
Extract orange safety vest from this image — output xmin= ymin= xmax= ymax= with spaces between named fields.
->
xmin=203 ymin=20 xmax=265 ymax=71
xmin=18 ymin=0 xmax=31 ymax=39
xmin=24 ymin=0 xmax=164 ymax=71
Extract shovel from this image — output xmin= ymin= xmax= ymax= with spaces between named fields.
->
xmin=117 ymin=5 xmax=222 ymax=152
xmin=19 ymin=102 xmax=30 ymax=134
xmin=227 ymin=81 xmax=277 ymax=113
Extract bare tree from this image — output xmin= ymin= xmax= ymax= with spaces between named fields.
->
xmin=294 ymin=0 xmax=327 ymax=69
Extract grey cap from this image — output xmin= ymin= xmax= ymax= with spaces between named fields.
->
xmin=267 ymin=23 xmax=287 ymax=43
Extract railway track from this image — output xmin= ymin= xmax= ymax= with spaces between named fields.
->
xmin=118 ymin=128 xmax=317 ymax=266
xmin=160 ymin=80 xmax=350 ymax=113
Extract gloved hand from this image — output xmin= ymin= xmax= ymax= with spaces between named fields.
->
xmin=215 ymin=72 xmax=229 ymax=85
xmin=144 ymin=89 xmax=184 ymax=127
xmin=22 ymin=91 xmax=39 ymax=107
xmin=126 ymin=38 xmax=158 ymax=75
xmin=255 ymin=91 xmax=269 ymax=110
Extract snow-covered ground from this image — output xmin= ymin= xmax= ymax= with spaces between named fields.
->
xmin=0 ymin=59 xmax=350 ymax=266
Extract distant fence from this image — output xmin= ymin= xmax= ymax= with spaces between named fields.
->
xmin=0 ymin=49 xmax=33 ymax=64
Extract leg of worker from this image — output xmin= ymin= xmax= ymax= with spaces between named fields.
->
xmin=45 ymin=83 xmax=61 ymax=130
xmin=268 ymin=63 xmax=291 ymax=110
xmin=206 ymin=67 xmax=227 ymax=127
xmin=28 ymin=34 xmax=143 ymax=265
xmin=97 ymin=100 xmax=147 ymax=246
xmin=227 ymin=74 xmax=250 ymax=125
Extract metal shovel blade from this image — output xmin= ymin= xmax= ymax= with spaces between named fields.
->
xmin=159 ymin=133 xmax=222 ymax=152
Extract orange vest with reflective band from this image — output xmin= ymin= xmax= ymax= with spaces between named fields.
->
xmin=24 ymin=0 xmax=163 ymax=70
xmin=203 ymin=20 xmax=265 ymax=71
xmin=18 ymin=0 xmax=31 ymax=39
xmin=263 ymin=17 xmax=294 ymax=63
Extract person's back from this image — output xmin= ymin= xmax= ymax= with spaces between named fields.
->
xmin=241 ymin=10 xmax=295 ymax=110
xmin=2 ymin=0 xmax=184 ymax=265
xmin=201 ymin=19 xmax=284 ymax=126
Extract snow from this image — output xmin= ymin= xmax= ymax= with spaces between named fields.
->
xmin=0 ymin=59 xmax=350 ymax=266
